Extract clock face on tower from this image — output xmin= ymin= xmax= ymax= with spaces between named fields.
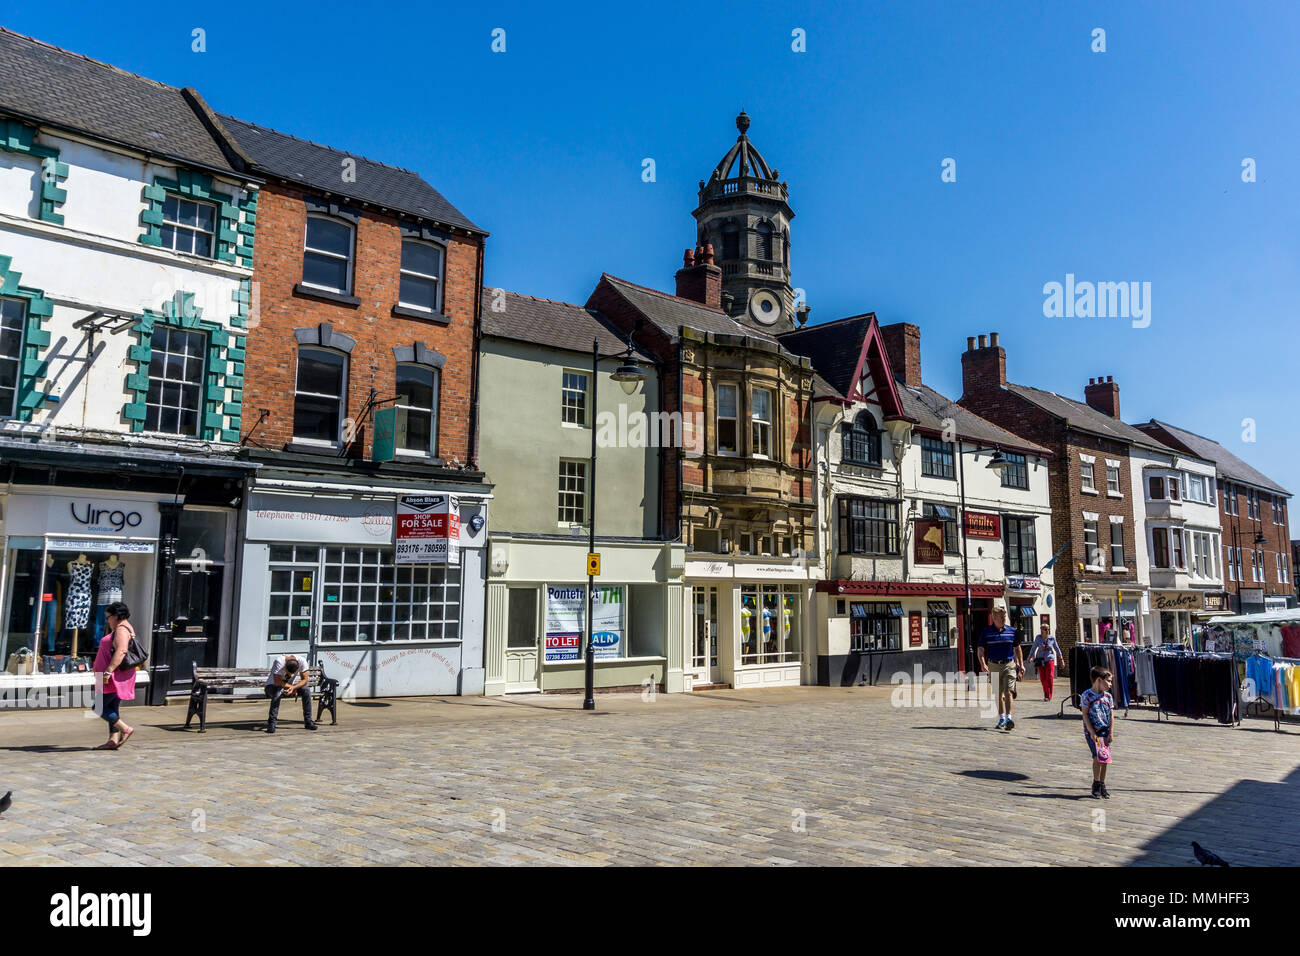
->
xmin=748 ymin=289 xmax=783 ymax=326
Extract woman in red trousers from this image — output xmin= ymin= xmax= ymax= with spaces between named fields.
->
xmin=1027 ymin=621 xmax=1063 ymax=701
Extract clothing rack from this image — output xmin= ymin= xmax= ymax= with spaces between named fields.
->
xmin=1059 ymin=642 xmax=1137 ymax=719
xmin=1147 ymin=648 xmax=1240 ymax=727
xmin=1243 ymin=653 xmax=1300 ymax=734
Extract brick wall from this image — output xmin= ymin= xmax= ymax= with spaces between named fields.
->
xmin=240 ymin=182 xmax=481 ymax=461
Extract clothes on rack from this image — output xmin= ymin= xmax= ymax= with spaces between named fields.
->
xmin=1150 ymin=651 xmax=1237 ymax=725
xmin=1069 ymin=644 xmax=1136 ymax=705
xmin=1133 ymin=648 xmax=1157 ymax=697
xmin=1282 ymin=626 xmax=1300 ymax=660
xmin=1272 ymin=660 xmax=1300 ymax=715
xmin=1245 ymin=654 xmax=1274 ymax=699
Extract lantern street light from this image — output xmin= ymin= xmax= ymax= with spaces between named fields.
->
xmin=583 ymin=332 xmax=646 ymax=711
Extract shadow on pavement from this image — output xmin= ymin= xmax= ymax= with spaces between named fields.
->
xmin=957 ymin=769 xmax=1030 ymax=782
xmin=1128 ymin=767 xmax=1300 ymax=866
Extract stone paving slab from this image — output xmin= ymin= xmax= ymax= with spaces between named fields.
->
xmin=0 ymin=686 xmax=1296 ymax=865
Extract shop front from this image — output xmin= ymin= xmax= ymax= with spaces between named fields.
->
xmin=685 ymin=557 xmax=816 ymax=690
xmin=0 ymin=478 xmax=243 ymax=708
xmin=1149 ymin=589 xmax=1205 ymax=646
xmin=484 ymin=536 xmax=685 ymax=695
xmin=235 ymin=479 xmax=490 ymax=698
xmin=813 ymin=580 xmax=1003 ymax=685
xmin=1076 ymin=585 xmax=1145 ymax=644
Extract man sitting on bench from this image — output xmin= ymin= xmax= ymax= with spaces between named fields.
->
xmin=265 ymin=654 xmax=318 ymax=734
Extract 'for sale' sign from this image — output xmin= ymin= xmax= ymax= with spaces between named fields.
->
xmin=396 ymin=494 xmax=460 ymax=565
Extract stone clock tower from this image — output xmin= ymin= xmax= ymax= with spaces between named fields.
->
xmin=693 ymin=111 xmax=798 ymax=332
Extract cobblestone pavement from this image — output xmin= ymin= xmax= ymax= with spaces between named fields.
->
xmin=1 ymin=685 xmax=1297 ymax=865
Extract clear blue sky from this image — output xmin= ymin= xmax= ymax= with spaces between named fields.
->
xmin=13 ymin=1 xmax=1299 ymax=498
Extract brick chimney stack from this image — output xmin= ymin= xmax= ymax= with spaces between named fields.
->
xmin=879 ymin=322 xmax=922 ymax=385
xmin=675 ymin=242 xmax=722 ymax=308
xmin=960 ymin=330 xmax=1007 ymax=398
xmin=1084 ymin=375 xmax=1120 ymax=418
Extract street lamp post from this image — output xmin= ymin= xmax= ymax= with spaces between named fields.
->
xmin=1230 ymin=524 xmax=1269 ymax=614
xmin=955 ymin=443 xmax=1010 ymax=673
xmin=583 ymin=333 xmax=646 ymax=711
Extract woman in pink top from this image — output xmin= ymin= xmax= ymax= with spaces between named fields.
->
xmin=92 ymin=601 xmax=137 ymax=750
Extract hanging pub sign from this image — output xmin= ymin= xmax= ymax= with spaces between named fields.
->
xmin=964 ymin=511 xmax=1001 ymax=539
xmin=913 ymin=519 xmax=946 ymax=564
xmin=1006 ymin=575 xmax=1041 ymax=594
xmin=1201 ymin=592 xmax=1228 ymax=613
xmin=395 ymin=494 xmax=460 ymax=565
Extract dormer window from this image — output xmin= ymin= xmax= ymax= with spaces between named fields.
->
xmin=842 ymin=411 xmax=882 ymax=467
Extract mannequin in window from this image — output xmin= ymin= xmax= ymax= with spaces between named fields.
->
xmin=740 ymin=597 xmax=754 ymax=658
xmin=31 ymin=554 xmax=63 ymax=654
xmin=93 ymin=554 xmax=127 ymax=640
xmin=761 ymin=599 xmax=775 ymax=661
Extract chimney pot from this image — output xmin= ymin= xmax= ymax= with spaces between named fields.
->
xmin=990 ymin=332 xmax=999 ymax=347
xmin=683 ymin=248 xmax=695 ymax=268
xmin=966 ymin=336 xmax=976 ymax=351
xmin=702 ymin=243 xmax=715 ymax=265
xmin=1107 ymin=375 xmax=1113 ymax=383
xmin=978 ymin=334 xmax=988 ymax=349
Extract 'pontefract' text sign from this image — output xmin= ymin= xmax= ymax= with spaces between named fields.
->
xmin=395 ymin=494 xmax=460 ymax=565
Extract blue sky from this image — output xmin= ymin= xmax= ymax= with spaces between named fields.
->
xmin=11 ymin=1 xmax=1299 ymax=496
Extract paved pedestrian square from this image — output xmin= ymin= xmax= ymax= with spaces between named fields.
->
xmin=1 ymin=686 xmax=1296 ymax=865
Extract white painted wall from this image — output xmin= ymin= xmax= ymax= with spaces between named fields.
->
xmin=0 ymin=128 xmax=253 ymax=443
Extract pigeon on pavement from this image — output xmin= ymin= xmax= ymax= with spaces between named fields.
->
xmin=1192 ymin=841 xmax=1230 ymax=866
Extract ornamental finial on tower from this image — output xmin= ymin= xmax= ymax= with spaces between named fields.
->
xmin=736 ymin=109 xmax=750 ymax=135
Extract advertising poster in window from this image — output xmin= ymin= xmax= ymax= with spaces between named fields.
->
xmin=395 ymin=494 xmax=459 ymax=565
xmin=544 ymin=584 xmax=624 ymax=662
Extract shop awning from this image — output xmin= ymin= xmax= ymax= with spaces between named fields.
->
xmin=926 ymin=505 xmax=956 ymax=520
xmin=849 ymin=602 xmax=903 ymax=617
xmin=926 ymin=601 xmax=953 ymax=615
xmin=1018 ymin=606 xmax=1037 ymax=617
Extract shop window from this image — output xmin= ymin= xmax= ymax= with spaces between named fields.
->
xmin=267 ymin=546 xmax=320 ymax=642
xmin=1004 ymin=516 xmax=1037 ymax=574
xmin=558 ymin=459 xmax=587 ymax=525
xmin=144 ymin=325 xmax=206 ymax=436
xmin=921 ymin=436 xmax=955 ymax=480
xmin=316 ymin=547 xmax=461 ymax=643
xmin=751 ymin=388 xmax=773 ymax=458
xmin=839 ymin=496 xmax=899 ymax=556
xmin=395 ymin=363 xmax=438 ymax=456
xmin=927 ymin=602 xmax=953 ymax=648
xmin=717 ymin=383 xmax=739 ymax=455
xmin=398 ymin=239 xmax=443 ymax=313
xmin=849 ymin=601 xmax=902 ymax=651
xmin=0 ymin=296 xmax=27 ymax=418
xmin=161 ymin=194 xmax=217 ymax=258
xmin=842 ymin=411 xmax=882 ymax=466
xmin=561 ymin=370 xmax=588 ymax=426
xmin=293 ymin=347 xmax=347 ymax=445
xmin=692 ymin=585 xmax=719 ymax=671
xmin=922 ymin=502 xmax=959 ymax=553
xmin=303 ymin=215 xmax=354 ymax=293
xmin=1000 ymin=452 xmax=1028 ymax=490
xmin=739 ymin=583 xmax=801 ymax=664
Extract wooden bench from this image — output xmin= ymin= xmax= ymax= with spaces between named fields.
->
xmin=185 ymin=663 xmax=339 ymax=733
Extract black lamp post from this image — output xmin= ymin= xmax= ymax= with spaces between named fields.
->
xmin=1231 ymin=524 xmax=1269 ymax=614
xmin=583 ymin=333 xmax=645 ymax=711
xmin=955 ymin=442 xmax=1010 ymax=673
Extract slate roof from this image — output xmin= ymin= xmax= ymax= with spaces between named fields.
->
xmin=218 ymin=115 xmax=483 ymax=234
xmin=482 ymin=290 xmax=656 ymax=360
xmin=1137 ymin=420 xmax=1291 ymax=495
xmin=778 ymin=314 xmax=875 ymax=397
xmin=596 ymin=274 xmax=777 ymax=342
xmin=901 ymin=384 xmax=1051 ymax=457
xmin=1006 ymin=383 xmax=1172 ymax=452
xmin=0 ymin=28 xmax=237 ymax=173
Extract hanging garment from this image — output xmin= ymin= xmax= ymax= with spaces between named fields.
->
xmin=1281 ymin=626 xmax=1300 ymax=659
xmin=1109 ymin=647 xmax=1132 ymax=708
xmin=64 ymin=562 xmax=93 ymax=629
xmin=1133 ymin=649 xmax=1158 ymax=697
xmin=1246 ymin=655 xmax=1274 ymax=699
xmin=96 ymin=562 xmax=125 ymax=604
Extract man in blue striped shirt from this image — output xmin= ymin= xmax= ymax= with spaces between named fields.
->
xmin=978 ymin=606 xmax=1025 ymax=730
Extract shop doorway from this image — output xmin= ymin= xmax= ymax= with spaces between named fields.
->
xmin=504 ymin=587 xmax=539 ymax=692
xmin=690 ymin=585 xmax=721 ymax=685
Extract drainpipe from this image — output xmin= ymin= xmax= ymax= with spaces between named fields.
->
xmin=957 ymin=438 xmax=973 ymax=675
xmin=469 ymin=238 xmax=485 ymax=469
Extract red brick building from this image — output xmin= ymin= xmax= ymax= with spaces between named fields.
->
xmin=958 ymin=333 xmax=1168 ymax=649
xmin=202 ymin=114 xmax=494 ymax=697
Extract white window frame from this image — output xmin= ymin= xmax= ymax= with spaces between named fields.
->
xmin=561 ymin=369 xmax=589 ymax=427
xmin=1080 ymin=459 xmax=1096 ymax=493
xmin=161 ymin=193 xmax=218 ymax=258
xmin=394 ymin=363 xmax=439 ymax=458
xmin=1105 ymin=460 xmax=1122 ymax=496
xmin=1280 ymin=553 xmax=1290 ymax=585
xmin=397 ymin=239 xmax=444 ymax=313
xmin=751 ymin=387 xmax=773 ymax=459
xmin=1083 ymin=515 xmax=1101 ymax=570
xmin=302 ymin=214 xmax=355 ymax=294
xmin=1108 ymin=516 xmax=1125 ymax=570
xmin=293 ymin=346 xmax=348 ymax=447
xmin=558 ymin=458 xmax=588 ymax=527
xmin=1184 ymin=473 xmax=1208 ymax=504
xmin=717 ymin=383 xmax=739 ymax=456
xmin=144 ymin=324 xmax=207 ymax=437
